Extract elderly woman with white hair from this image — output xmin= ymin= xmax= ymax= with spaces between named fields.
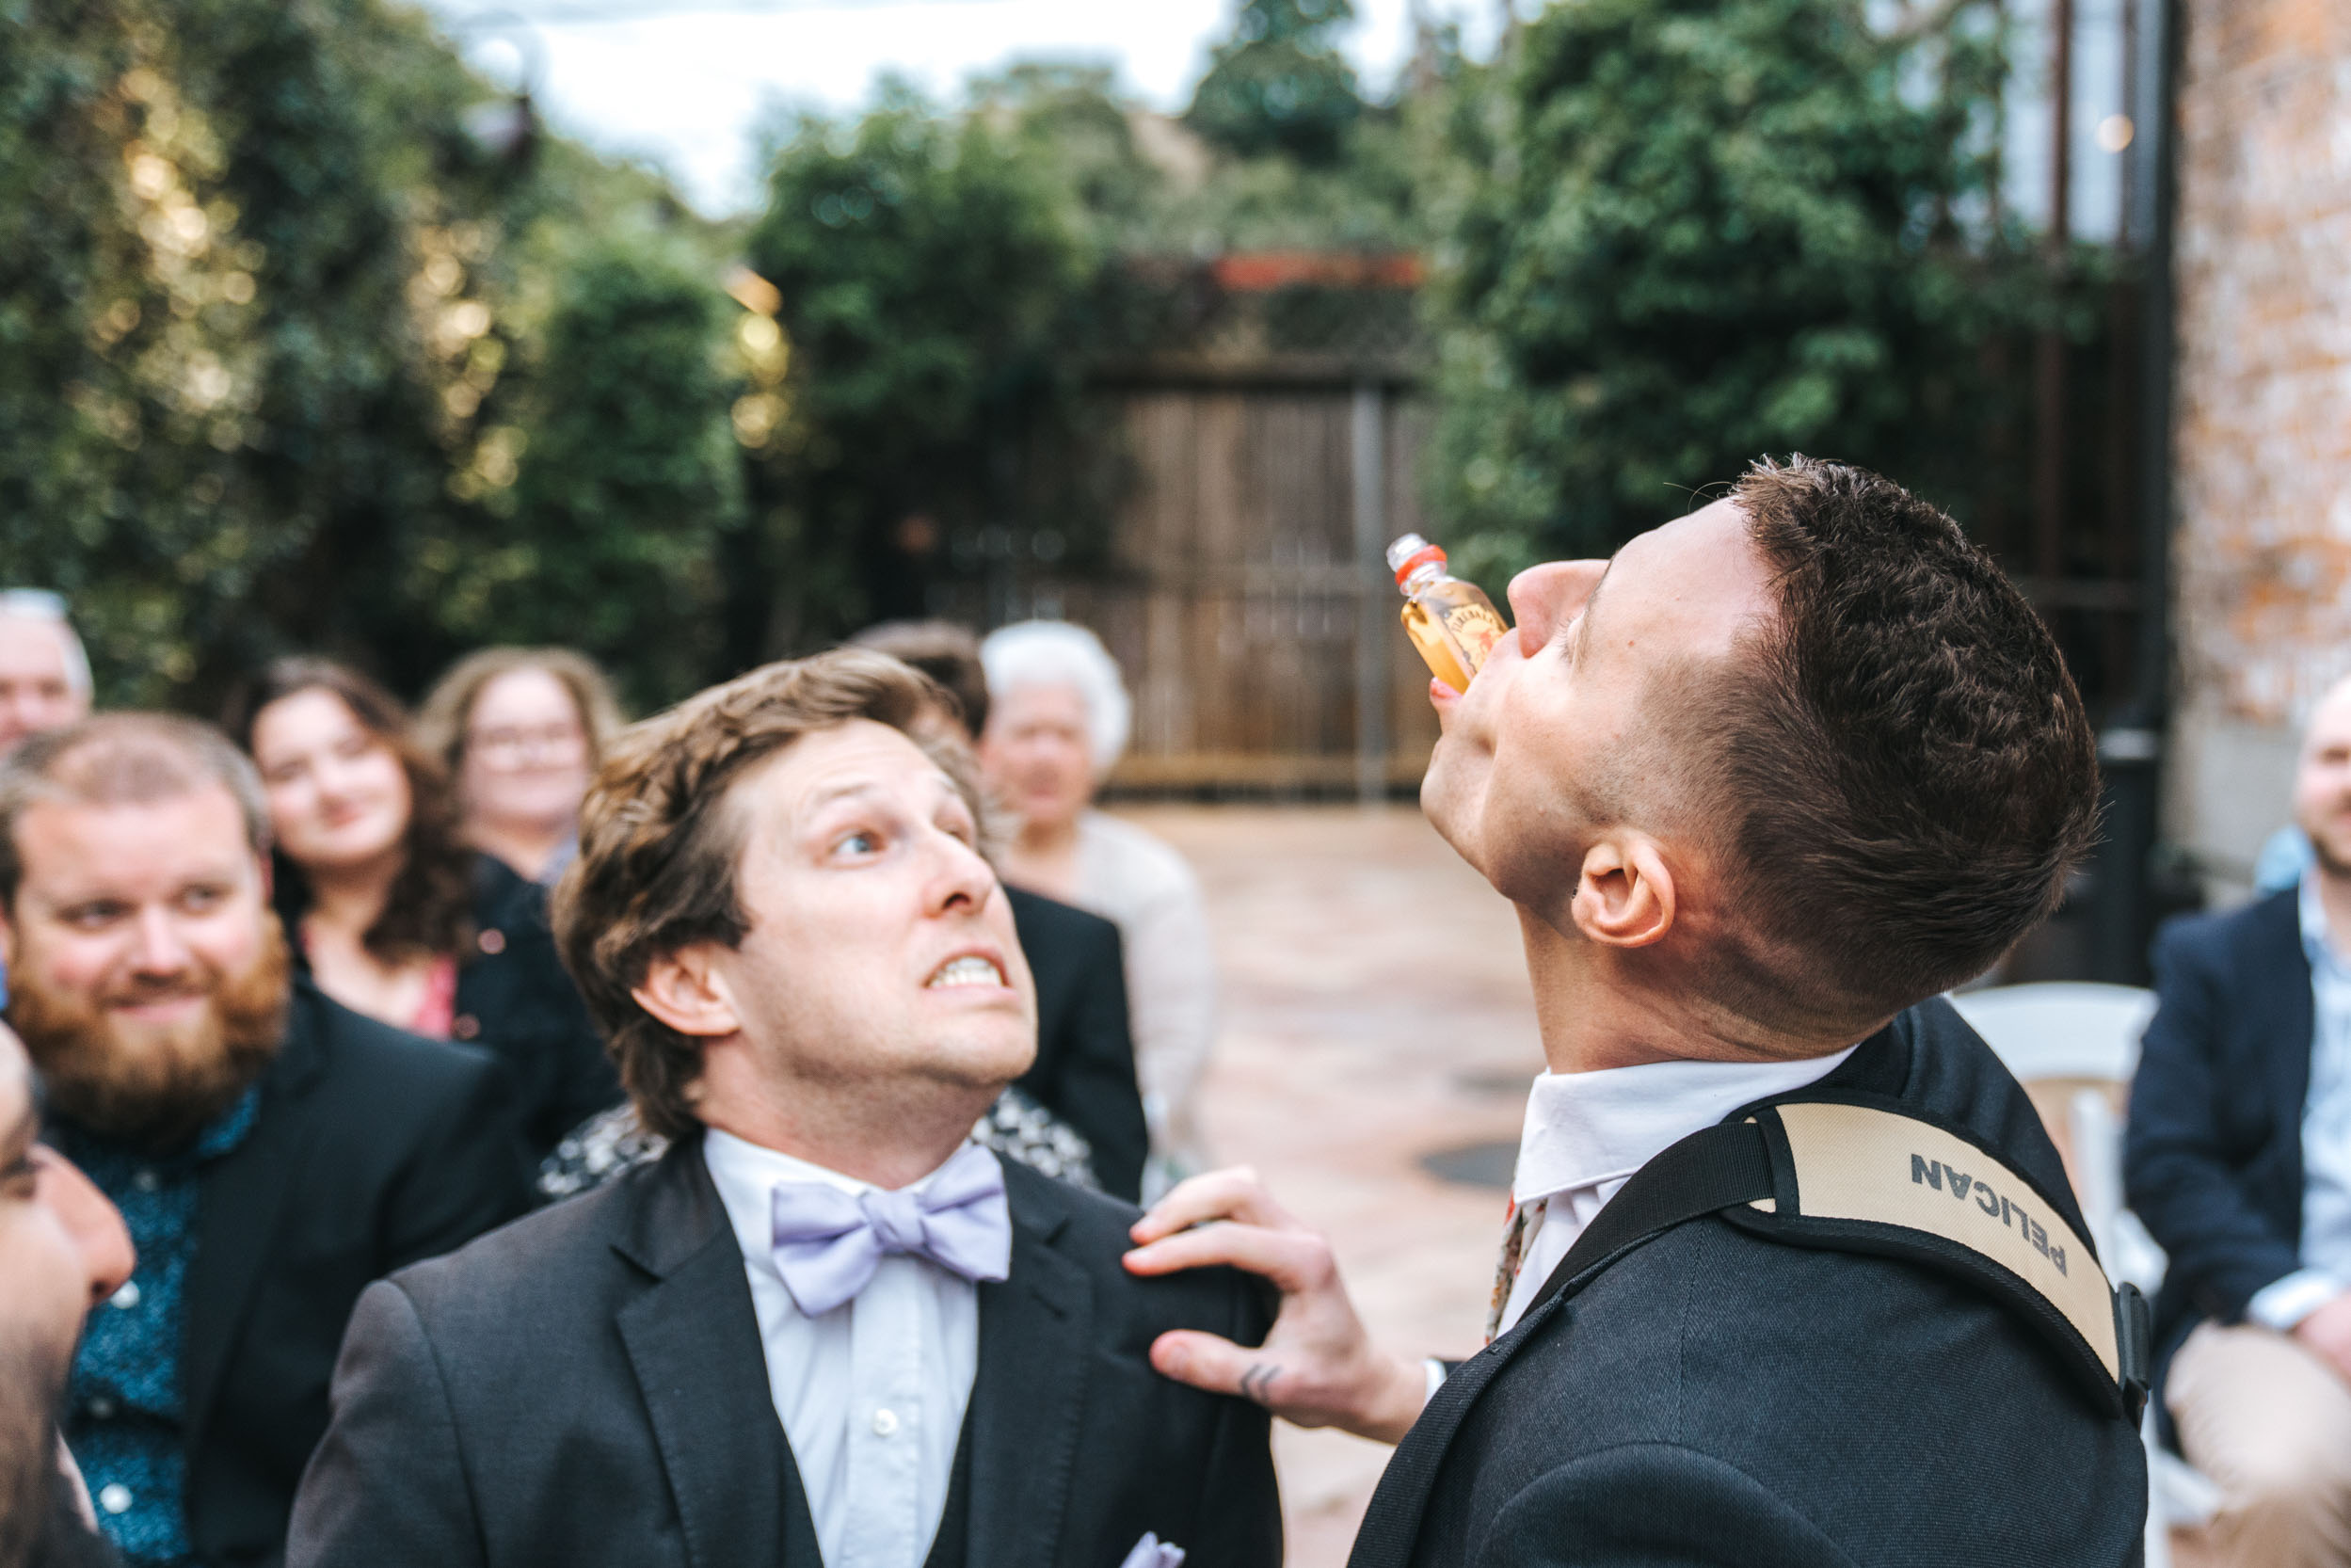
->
xmin=979 ymin=619 xmax=1217 ymax=1191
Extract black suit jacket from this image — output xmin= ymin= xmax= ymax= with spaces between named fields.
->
xmin=1007 ymin=886 xmax=1149 ymax=1200
xmin=458 ymin=852 xmax=623 ymax=1158
xmin=105 ymin=980 xmax=533 ymax=1566
xmin=2123 ymin=889 xmax=2312 ymax=1400
xmin=286 ymin=1137 xmax=1281 ymax=1568
xmin=1349 ymin=999 xmax=2147 ymax=1568
xmin=278 ymin=852 xmax=621 ymax=1161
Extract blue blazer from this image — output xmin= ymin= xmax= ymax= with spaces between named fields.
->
xmin=2123 ymin=889 xmax=2313 ymax=1400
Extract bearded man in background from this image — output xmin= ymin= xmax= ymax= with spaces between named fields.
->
xmin=0 ymin=714 xmax=530 ymax=1568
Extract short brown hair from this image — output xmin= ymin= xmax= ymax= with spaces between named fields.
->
xmin=0 ymin=714 xmax=270 ymax=909
xmin=227 ymin=658 xmax=473 ymax=965
xmin=414 ymin=646 xmax=628 ymax=777
xmin=1710 ymin=456 xmax=2099 ymax=1032
xmin=847 ymin=621 xmax=989 ymax=738
xmin=552 ymin=648 xmax=979 ymax=1139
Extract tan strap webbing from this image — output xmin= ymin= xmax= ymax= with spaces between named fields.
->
xmin=1766 ymin=1100 xmax=2121 ymax=1384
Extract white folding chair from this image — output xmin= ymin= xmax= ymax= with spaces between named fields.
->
xmin=1945 ymin=983 xmax=2212 ymax=1567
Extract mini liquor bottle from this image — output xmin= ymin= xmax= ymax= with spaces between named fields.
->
xmin=1386 ymin=534 xmax=1510 ymax=693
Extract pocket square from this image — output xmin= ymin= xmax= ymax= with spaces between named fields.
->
xmin=1117 ymin=1532 xmax=1185 ymax=1568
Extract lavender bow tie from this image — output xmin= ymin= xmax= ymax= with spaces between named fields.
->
xmin=768 ymin=1143 xmax=1012 ymax=1317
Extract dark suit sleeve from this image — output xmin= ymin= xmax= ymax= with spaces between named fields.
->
xmin=287 ymin=1281 xmax=485 ymax=1568
xmin=1054 ymin=920 xmax=1149 ymax=1202
xmin=2124 ymin=920 xmax=2301 ymax=1320
xmin=1181 ymin=1275 xmax=1282 ymax=1567
xmin=381 ymin=1053 xmax=534 ymax=1274
xmin=1481 ymin=1445 xmax=1859 ymax=1567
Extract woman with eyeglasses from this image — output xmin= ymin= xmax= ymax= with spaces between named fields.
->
xmin=232 ymin=658 xmax=621 ymax=1160
xmin=416 ymin=648 xmax=623 ymax=888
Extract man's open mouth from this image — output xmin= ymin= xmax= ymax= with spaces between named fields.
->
xmin=925 ymin=955 xmax=1007 ymax=989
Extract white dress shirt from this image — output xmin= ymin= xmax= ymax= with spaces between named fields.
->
xmin=703 ymin=1129 xmax=984 ymax=1568
xmin=1493 ymin=1047 xmax=1858 ymax=1337
xmin=2248 ymin=873 xmax=2351 ymax=1330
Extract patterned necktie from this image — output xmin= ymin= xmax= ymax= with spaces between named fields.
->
xmin=767 ymin=1142 xmax=1013 ymax=1318
xmin=1485 ymin=1194 xmax=1549 ymax=1344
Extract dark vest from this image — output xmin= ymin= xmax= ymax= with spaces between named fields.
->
xmin=919 ymin=1409 xmax=978 ymax=1568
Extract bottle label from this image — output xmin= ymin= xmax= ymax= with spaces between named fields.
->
xmin=1444 ymin=601 xmax=1509 ymax=667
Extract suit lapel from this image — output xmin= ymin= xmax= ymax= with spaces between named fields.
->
xmin=183 ymin=997 xmax=327 ymax=1448
xmin=1349 ymin=1025 xmax=1917 ymax=1568
xmin=615 ymin=1141 xmax=823 ymax=1568
xmin=964 ymin=1165 xmax=1092 ymax=1568
xmin=2253 ymin=893 xmax=2316 ymax=1158
xmin=1347 ymin=1290 xmax=1572 ymax=1568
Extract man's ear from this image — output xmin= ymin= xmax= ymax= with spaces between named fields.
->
xmin=1568 ymin=833 xmax=1676 ymax=949
xmin=632 ymin=945 xmax=744 ymax=1040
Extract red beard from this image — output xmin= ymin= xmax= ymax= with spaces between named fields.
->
xmin=9 ymin=919 xmax=292 ymax=1152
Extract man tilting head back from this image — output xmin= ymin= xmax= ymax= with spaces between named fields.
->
xmin=288 ymin=649 xmax=1279 ymax=1568
xmin=1128 ymin=457 xmax=2144 ymax=1567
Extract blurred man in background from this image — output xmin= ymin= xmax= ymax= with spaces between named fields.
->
xmin=0 ymin=714 xmax=530 ymax=1567
xmin=2131 ymin=670 xmax=2351 ymax=1568
xmin=0 ymin=594 xmax=90 ymax=759
xmin=1 ymin=1018 xmax=134 ymax=1568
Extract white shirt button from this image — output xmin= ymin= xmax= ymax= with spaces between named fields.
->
xmin=871 ymin=1407 xmax=899 ymax=1437
xmin=87 ymin=1396 xmax=118 ymax=1420
xmin=110 ymin=1281 xmax=141 ymax=1310
xmin=98 ymin=1483 xmax=133 ymax=1515
xmin=132 ymin=1169 xmax=160 ymax=1193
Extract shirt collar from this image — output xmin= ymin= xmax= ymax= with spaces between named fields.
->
xmin=193 ymin=1085 xmax=262 ymax=1162
xmin=701 ymin=1128 xmax=983 ymax=1276
xmin=1511 ymin=1046 xmax=1858 ymax=1207
xmin=2301 ymin=868 xmax=2347 ymax=972
xmin=52 ymin=1082 xmax=263 ymax=1178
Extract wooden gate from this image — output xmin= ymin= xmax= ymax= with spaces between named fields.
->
xmin=1028 ymin=373 xmax=1445 ymax=796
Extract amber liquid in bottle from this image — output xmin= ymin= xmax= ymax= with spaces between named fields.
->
xmin=1388 ymin=534 xmax=1509 ymax=693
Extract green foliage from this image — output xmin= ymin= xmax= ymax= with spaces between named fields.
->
xmin=743 ymin=86 xmax=1116 ymax=642
xmin=0 ymin=0 xmax=740 ymax=711
xmin=1430 ymin=0 xmax=2042 ymax=583
xmin=411 ymin=234 xmax=744 ymax=711
xmin=1185 ymin=0 xmax=1366 ymax=166
xmin=1156 ymin=108 xmax=1424 ymax=253
xmin=2 ymin=0 xmax=2080 ymax=714
xmin=972 ymin=62 xmax=1166 ymax=248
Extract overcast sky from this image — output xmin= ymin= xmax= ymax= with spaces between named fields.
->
xmin=417 ymin=0 xmax=1521 ymax=216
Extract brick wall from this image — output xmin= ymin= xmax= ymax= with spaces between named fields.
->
xmin=2167 ymin=0 xmax=2351 ymax=890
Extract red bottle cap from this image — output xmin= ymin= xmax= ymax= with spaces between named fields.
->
xmin=1391 ymin=542 xmax=1446 ymax=586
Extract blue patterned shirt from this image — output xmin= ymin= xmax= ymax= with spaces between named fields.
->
xmin=56 ymin=1090 xmax=260 ymax=1567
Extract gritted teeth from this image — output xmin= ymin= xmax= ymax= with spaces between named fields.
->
xmin=925 ymin=955 xmax=1006 ymax=989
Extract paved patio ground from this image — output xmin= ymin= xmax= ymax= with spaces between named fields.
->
xmin=1111 ymin=803 xmax=1544 ymax=1567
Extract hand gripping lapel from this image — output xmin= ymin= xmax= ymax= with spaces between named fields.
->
xmin=1518 ymin=1093 xmax=2152 ymax=1424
